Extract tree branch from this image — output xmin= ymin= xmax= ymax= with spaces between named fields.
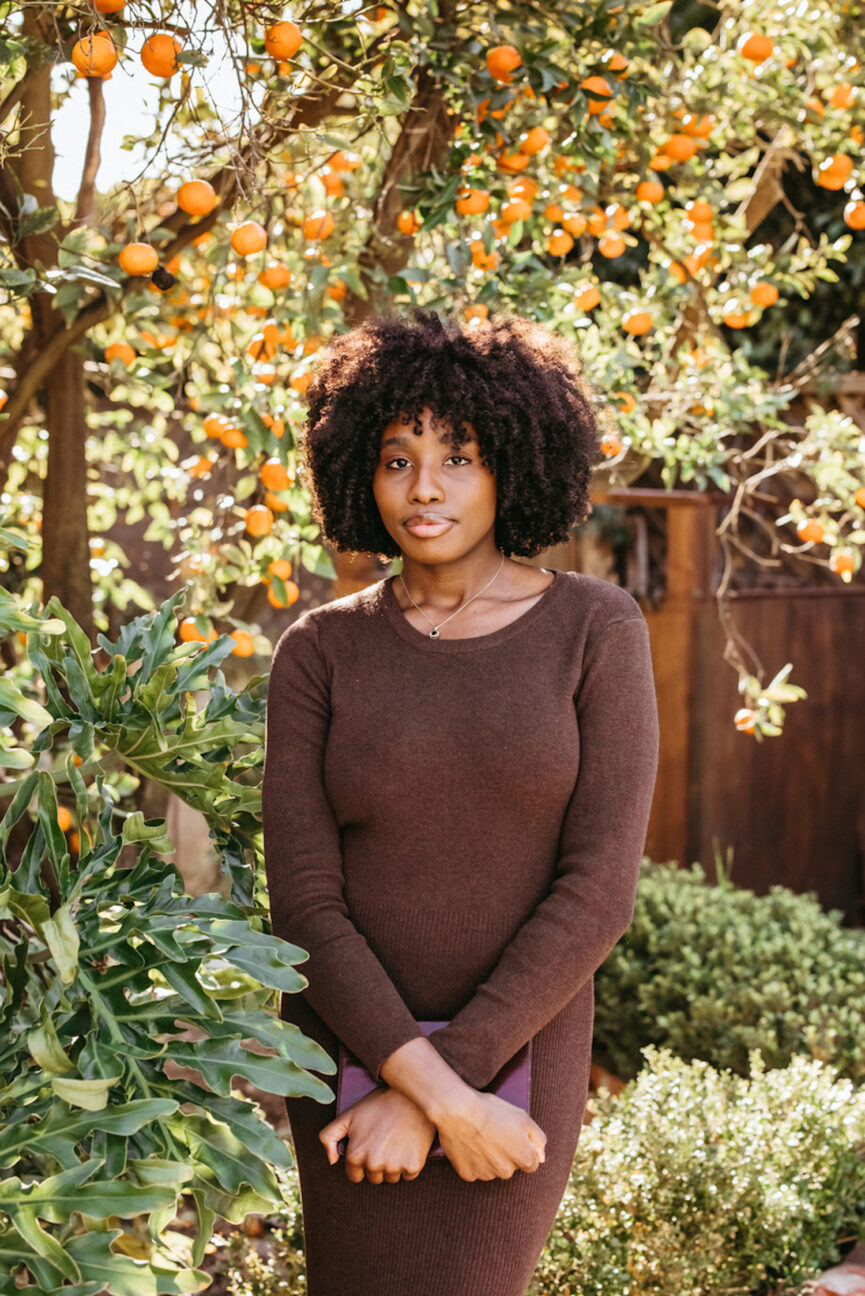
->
xmin=73 ymin=79 xmax=106 ymax=228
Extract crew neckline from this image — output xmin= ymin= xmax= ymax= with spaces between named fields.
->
xmin=379 ymin=567 xmax=566 ymax=654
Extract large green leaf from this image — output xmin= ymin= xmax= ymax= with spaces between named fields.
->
xmin=162 ymin=1037 xmax=334 ymax=1101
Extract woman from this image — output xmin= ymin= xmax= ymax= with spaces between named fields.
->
xmin=261 ymin=306 xmax=660 ymax=1295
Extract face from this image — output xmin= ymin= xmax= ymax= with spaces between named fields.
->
xmin=372 ymin=407 xmax=498 ymax=564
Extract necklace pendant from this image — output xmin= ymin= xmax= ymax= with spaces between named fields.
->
xmin=429 ymin=627 xmax=440 ymax=639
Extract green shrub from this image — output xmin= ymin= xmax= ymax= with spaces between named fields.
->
xmin=531 ymin=1046 xmax=865 ymax=1296
xmin=593 ymin=859 xmax=865 ymax=1083
xmin=0 ymin=589 xmax=335 ymax=1292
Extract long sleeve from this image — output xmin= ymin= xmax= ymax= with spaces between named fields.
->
xmin=262 ymin=612 xmax=424 ymax=1082
xmin=423 ymin=615 xmax=660 ymax=1091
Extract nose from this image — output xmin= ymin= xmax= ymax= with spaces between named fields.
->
xmin=408 ymin=458 xmax=444 ymax=504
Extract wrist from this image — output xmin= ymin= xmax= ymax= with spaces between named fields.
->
xmin=378 ymin=1036 xmax=477 ymax=1126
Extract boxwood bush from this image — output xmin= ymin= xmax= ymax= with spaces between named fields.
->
xmin=531 ymin=1046 xmax=865 ymax=1296
xmin=592 ymin=858 xmax=865 ymax=1083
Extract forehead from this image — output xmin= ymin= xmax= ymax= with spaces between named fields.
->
xmin=379 ymin=407 xmax=477 ymax=445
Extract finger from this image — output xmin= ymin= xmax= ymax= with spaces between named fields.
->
xmin=366 ymin=1169 xmax=384 ymax=1184
xmin=384 ymin=1171 xmax=402 ymax=1184
xmin=319 ymin=1118 xmax=349 ymax=1166
xmin=345 ymin=1159 xmax=366 ymax=1184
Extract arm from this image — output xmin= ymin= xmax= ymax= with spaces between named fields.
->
xmin=262 ymin=612 xmax=424 ymax=1082
xmin=391 ymin=614 xmax=660 ymax=1093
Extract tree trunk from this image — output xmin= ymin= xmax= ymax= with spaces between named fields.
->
xmin=41 ymin=347 xmax=93 ymax=639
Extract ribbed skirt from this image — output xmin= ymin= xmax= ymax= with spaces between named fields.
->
xmin=280 ymin=977 xmax=594 ymax=1296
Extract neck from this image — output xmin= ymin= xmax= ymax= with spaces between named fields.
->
xmin=398 ymin=550 xmax=506 ymax=608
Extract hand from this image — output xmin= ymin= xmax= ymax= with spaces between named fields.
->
xmin=319 ymin=1086 xmax=438 ymax=1184
xmin=435 ymin=1089 xmax=547 ymax=1182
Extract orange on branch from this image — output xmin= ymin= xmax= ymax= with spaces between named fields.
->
xmin=141 ymin=33 xmax=183 ymax=77
xmin=843 ymin=200 xmax=865 ymax=229
xmin=519 ymin=126 xmax=550 ymax=154
xmin=105 ymin=341 xmax=136 ymax=366
xmin=663 ymin=134 xmax=698 ymax=162
xmin=635 ymin=179 xmax=664 ymax=204
xmin=397 ymin=210 xmax=421 ymax=236
xmin=245 ymin=505 xmax=274 ymax=537
xmin=57 ymin=806 xmax=73 ymax=833
xmin=72 ymin=33 xmax=118 ymax=77
xmin=118 ymin=243 xmax=158 ymax=276
xmin=231 ymin=630 xmax=256 ymax=657
xmin=258 ymin=262 xmax=292 ymax=289
xmin=830 ymin=549 xmax=855 ymax=577
xmin=750 ymin=281 xmax=779 ymax=307
xmin=260 ymin=458 xmax=292 ymax=491
xmin=547 ymin=229 xmax=574 ymax=256
xmin=486 ymin=44 xmax=522 ymax=83
xmin=796 ymin=519 xmax=825 ymax=544
xmin=264 ymin=20 xmax=303 ymax=60
xmin=502 ymin=198 xmax=532 ymax=223
xmin=855 ymin=487 xmax=865 ymax=509
xmin=303 ymin=209 xmax=334 ymax=239
xmin=268 ymin=579 xmax=300 ymax=608
xmin=188 ymin=456 xmax=213 ymax=478
xmin=231 ymin=222 xmax=267 ymax=256
xmin=265 ymin=491 xmax=290 ymax=512
xmin=738 ymin=32 xmax=773 ymax=61
xmin=622 ymin=310 xmax=653 ymax=335
xmin=455 ymin=188 xmax=490 ymax=215
xmin=598 ymin=233 xmax=626 ymax=258
xmin=177 ymin=179 xmax=217 ymax=216
xmin=574 ymin=283 xmax=600 ymax=310
xmin=562 ymin=213 xmax=587 ymax=237
xmin=268 ymin=559 xmax=293 ymax=581
xmin=220 ymin=425 xmax=249 ymax=449
xmin=734 ymin=708 xmax=756 ymax=734
xmin=179 ymin=617 xmax=216 ymax=644
xmin=94 ymin=0 xmax=125 ymax=9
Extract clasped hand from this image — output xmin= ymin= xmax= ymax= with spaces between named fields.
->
xmin=319 ymin=1086 xmax=546 ymax=1184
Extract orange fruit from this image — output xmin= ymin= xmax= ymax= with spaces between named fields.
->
xmin=231 ymin=222 xmax=267 ymax=256
xmin=221 ymin=425 xmax=249 ymax=449
xmin=105 ymin=341 xmax=136 ymax=366
xmin=260 ymin=458 xmax=292 ymax=490
xmin=290 ymin=370 xmax=313 ymax=394
xmin=561 ymin=213 xmax=587 ymax=237
xmin=547 ymin=229 xmax=574 ymax=257
xmin=177 ymin=180 xmax=217 ymax=215
xmin=258 ymin=263 xmax=292 ymax=290
xmin=203 ymin=414 xmax=227 ymax=438
xmin=830 ymin=83 xmax=857 ymax=110
xmin=830 ymin=549 xmax=855 ymax=576
xmin=118 ymin=243 xmax=159 ymax=276
xmin=574 ymin=283 xmax=600 ymax=310
xmin=303 ymin=209 xmax=334 ymax=239
xmin=600 ymin=435 xmax=623 ymax=457
xmin=455 ymin=188 xmax=490 ymax=216
xmin=230 ymin=630 xmax=256 ymax=657
xmin=188 ymin=456 xmax=213 ymax=478
xmin=72 ymin=34 xmax=118 ymax=77
xmin=245 ymin=504 xmax=274 ymax=537
xmin=854 ymin=487 xmax=865 ymax=509
xmin=623 ymin=310 xmax=652 ymax=335
xmin=397 ymin=210 xmax=421 ymax=236
xmin=94 ymin=0 xmax=126 ymax=9
xmin=843 ymin=200 xmax=865 ymax=230
xmin=734 ymin=707 xmax=756 ymax=734
xmin=738 ymin=32 xmax=773 ymax=62
xmin=502 ymin=198 xmax=532 ymax=223
xmin=663 ymin=134 xmax=698 ymax=162
xmin=486 ymin=44 xmax=521 ymax=83
xmin=267 ymin=559 xmax=293 ymax=581
xmin=598 ymin=233 xmax=625 ymax=258
xmin=815 ymin=154 xmax=854 ymax=189
xmin=580 ymin=75 xmax=613 ymax=113
xmin=264 ymin=20 xmax=303 ymax=59
xmin=685 ymin=199 xmax=714 ymax=222
xmin=57 ymin=806 xmax=73 ymax=833
xmin=179 ymin=617 xmax=216 ymax=644
xmin=141 ymin=33 xmax=182 ymax=77
xmin=722 ymin=309 xmax=751 ymax=329
xmin=796 ymin=519 xmax=825 ymax=544
xmin=750 ymin=281 xmax=779 ymax=307
xmin=519 ymin=126 xmax=550 ymax=154
xmin=635 ymin=180 xmax=664 ymax=204
xmin=267 ymin=578 xmax=300 ymax=608
xmin=616 ymin=392 xmax=636 ymax=414
xmin=68 ymin=831 xmax=81 ymax=854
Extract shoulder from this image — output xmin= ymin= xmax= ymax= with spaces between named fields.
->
xmin=553 ymin=570 xmax=646 ymax=634
xmin=271 ymin=579 xmax=386 ymax=665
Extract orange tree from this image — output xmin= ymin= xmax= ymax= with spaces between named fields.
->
xmin=0 ymin=0 xmax=864 ymax=738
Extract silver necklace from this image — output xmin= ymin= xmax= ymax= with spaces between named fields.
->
xmin=398 ymin=553 xmax=506 ymax=639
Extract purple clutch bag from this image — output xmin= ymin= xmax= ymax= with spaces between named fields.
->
xmin=334 ymin=1020 xmax=532 ymax=1159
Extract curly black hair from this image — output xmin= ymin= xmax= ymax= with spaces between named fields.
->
xmin=300 ymin=305 xmax=613 ymax=560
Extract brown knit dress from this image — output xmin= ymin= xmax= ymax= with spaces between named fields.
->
xmin=262 ymin=568 xmax=660 ymax=1296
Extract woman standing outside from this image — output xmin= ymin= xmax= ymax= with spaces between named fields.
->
xmin=262 ymin=307 xmax=660 ymax=1295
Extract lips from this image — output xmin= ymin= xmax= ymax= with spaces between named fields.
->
xmin=403 ymin=516 xmax=454 ymax=538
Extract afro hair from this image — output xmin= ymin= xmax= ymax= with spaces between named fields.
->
xmin=299 ymin=305 xmax=614 ymax=560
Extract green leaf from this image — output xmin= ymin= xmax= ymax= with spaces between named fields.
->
xmin=50 ymin=1074 xmax=119 ymax=1112
xmin=163 ymin=1037 xmax=334 ymax=1101
xmin=28 ymin=1015 xmax=74 ymax=1074
xmin=0 ymin=676 xmax=52 ymax=727
xmin=42 ymin=903 xmax=80 ymax=986
xmin=6 ymin=1206 xmax=81 ymax=1282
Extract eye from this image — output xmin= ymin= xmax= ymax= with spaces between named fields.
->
xmin=446 ymin=454 xmax=471 ymax=465
xmin=384 ymin=456 xmax=411 ymax=469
